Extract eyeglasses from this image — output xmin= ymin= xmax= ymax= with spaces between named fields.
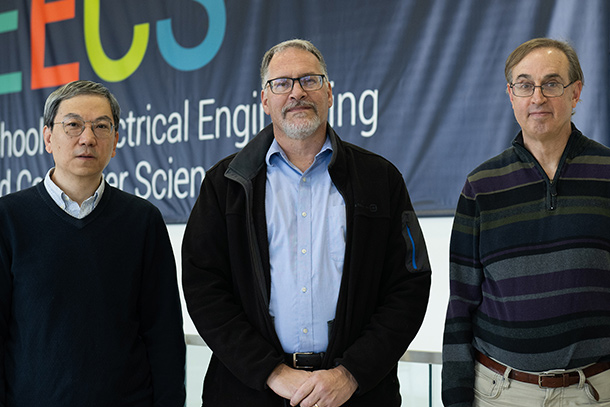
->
xmin=266 ymin=74 xmax=326 ymax=94
xmin=53 ymin=117 xmax=116 ymax=139
xmin=509 ymin=80 xmax=576 ymax=98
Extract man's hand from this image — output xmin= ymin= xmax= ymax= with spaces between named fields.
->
xmin=267 ymin=363 xmax=312 ymax=400
xmin=290 ymin=365 xmax=358 ymax=407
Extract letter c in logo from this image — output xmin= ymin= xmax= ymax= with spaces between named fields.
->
xmin=156 ymin=0 xmax=226 ymax=71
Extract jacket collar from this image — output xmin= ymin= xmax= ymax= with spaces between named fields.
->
xmin=225 ymin=122 xmax=345 ymax=185
xmin=512 ymin=122 xmax=587 ymax=163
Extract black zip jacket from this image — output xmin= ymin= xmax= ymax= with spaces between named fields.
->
xmin=182 ymin=123 xmax=431 ymax=406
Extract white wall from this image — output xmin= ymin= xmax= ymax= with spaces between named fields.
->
xmin=168 ymin=216 xmax=452 ymax=354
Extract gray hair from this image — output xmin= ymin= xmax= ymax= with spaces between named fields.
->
xmin=43 ymin=80 xmax=121 ymax=129
xmin=260 ymin=39 xmax=329 ymax=89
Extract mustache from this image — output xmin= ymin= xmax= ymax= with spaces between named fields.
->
xmin=282 ymin=100 xmax=318 ymax=116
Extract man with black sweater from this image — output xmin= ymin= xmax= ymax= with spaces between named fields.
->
xmin=0 ymin=80 xmax=186 ymax=407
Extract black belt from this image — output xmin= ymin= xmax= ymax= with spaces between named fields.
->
xmin=284 ymin=352 xmax=325 ymax=370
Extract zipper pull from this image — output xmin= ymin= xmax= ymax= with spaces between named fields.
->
xmin=549 ymin=181 xmax=557 ymax=210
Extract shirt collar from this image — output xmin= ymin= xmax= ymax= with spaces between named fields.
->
xmin=43 ymin=169 xmax=105 ymax=217
xmin=265 ymin=135 xmax=334 ymax=169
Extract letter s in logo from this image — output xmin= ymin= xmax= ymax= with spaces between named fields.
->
xmin=157 ymin=0 xmax=226 ymax=71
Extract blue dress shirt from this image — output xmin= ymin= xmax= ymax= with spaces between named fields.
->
xmin=265 ymin=137 xmax=346 ymax=354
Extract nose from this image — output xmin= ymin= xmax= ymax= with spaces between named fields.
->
xmin=531 ymin=86 xmax=546 ymax=104
xmin=79 ymin=124 xmax=97 ymax=145
xmin=289 ymin=80 xmax=307 ymax=99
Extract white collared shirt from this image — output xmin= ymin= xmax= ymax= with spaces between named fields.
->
xmin=43 ymin=169 xmax=105 ymax=219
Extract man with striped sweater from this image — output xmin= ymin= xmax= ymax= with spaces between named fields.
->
xmin=442 ymin=38 xmax=610 ymax=406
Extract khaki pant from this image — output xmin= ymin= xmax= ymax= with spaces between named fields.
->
xmin=473 ymin=360 xmax=610 ymax=406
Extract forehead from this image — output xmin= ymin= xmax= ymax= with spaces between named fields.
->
xmin=56 ymin=94 xmax=112 ymax=118
xmin=513 ymin=47 xmax=570 ymax=80
xmin=267 ymin=47 xmax=322 ymax=77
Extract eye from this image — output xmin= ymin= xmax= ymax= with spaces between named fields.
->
xmin=94 ymin=121 xmax=111 ymax=130
xmin=271 ymin=78 xmax=291 ymax=91
xmin=543 ymin=81 xmax=561 ymax=88
xmin=64 ymin=120 xmax=82 ymax=128
xmin=514 ymin=82 xmax=533 ymax=90
xmin=301 ymin=76 xmax=317 ymax=86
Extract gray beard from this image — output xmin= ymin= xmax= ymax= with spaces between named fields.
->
xmin=280 ymin=100 xmax=322 ymax=140
xmin=282 ymin=115 xmax=322 ymax=140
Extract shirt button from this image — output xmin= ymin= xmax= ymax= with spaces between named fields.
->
xmin=302 ymin=287 xmax=307 ymax=293
xmin=301 ymin=211 xmax=307 ymax=217
xmin=302 ymin=177 xmax=307 ymax=182
xmin=303 ymin=328 xmax=308 ymax=334
xmin=301 ymin=248 xmax=307 ymax=254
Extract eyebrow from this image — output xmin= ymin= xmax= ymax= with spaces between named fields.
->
xmin=61 ymin=113 xmax=113 ymax=122
xmin=270 ymin=73 xmax=322 ymax=80
xmin=514 ymin=73 xmax=564 ymax=82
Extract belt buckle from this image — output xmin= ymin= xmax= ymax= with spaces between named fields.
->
xmin=537 ymin=372 xmax=566 ymax=388
xmin=293 ymin=352 xmax=314 ymax=369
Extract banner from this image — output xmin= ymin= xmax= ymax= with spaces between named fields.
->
xmin=1 ymin=0 xmax=608 ymax=222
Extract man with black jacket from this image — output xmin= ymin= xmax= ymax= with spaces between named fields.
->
xmin=182 ymin=39 xmax=431 ymax=407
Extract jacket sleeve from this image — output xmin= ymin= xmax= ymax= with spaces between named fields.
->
xmin=139 ymin=208 xmax=186 ymax=407
xmin=441 ymin=180 xmax=482 ymax=407
xmin=333 ymin=167 xmax=432 ymax=395
xmin=181 ymin=169 xmax=284 ymax=391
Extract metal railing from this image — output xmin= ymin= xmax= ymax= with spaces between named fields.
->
xmin=185 ymin=334 xmax=441 ymax=365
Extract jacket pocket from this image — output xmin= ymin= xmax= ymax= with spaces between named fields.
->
xmin=402 ymin=210 xmax=430 ymax=273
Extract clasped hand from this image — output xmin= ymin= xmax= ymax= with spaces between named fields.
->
xmin=267 ymin=363 xmax=358 ymax=407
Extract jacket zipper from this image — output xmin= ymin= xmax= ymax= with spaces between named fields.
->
xmin=548 ymin=180 xmax=557 ymax=211
xmin=514 ymin=143 xmax=564 ymax=211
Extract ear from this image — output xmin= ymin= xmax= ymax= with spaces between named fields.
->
xmin=507 ymin=83 xmax=515 ymax=109
xmin=111 ymin=131 xmax=119 ymax=158
xmin=571 ymin=80 xmax=583 ymax=108
xmin=43 ymin=125 xmax=53 ymax=154
xmin=326 ymin=81 xmax=333 ymax=108
xmin=261 ymin=88 xmax=271 ymax=115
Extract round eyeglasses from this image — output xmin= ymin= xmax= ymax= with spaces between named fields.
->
xmin=53 ymin=117 xmax=116 ymax=139
xmin=266 ymin=74 xmax=326 ymax=94
xmin=509 ymin=81 xmax=576 ymax=98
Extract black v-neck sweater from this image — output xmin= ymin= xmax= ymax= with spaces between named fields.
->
xmin=0 ymin=182 xmax=185 ymax=406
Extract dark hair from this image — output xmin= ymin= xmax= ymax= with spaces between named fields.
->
xmin=505 ymin=38 xmax=584 ymax=86
xmin=43 ymin=80 xmax=121 ymax=129
xmin=260 ymin=39 xmax=329 ymax=89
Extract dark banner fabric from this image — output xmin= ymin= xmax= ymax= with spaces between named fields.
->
xmin=1 ymin=0 xmax=608 ymax=222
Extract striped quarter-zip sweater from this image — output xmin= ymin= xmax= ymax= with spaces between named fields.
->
xmin=442 ymin=125 xmax=610 ymax=406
